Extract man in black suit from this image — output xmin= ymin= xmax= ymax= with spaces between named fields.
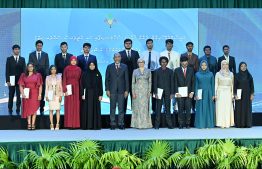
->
xmin=154 ymin=56 xmax=174 ymax=129
xmin=28 ymin=40 xmax=49 ymax=114
xmin=6 ymin=45 xmax=26 ymax=115
xmin=218 ymin=45 xmax=236 ymax=74
xmin=174 ymin=56 xmax=195 ymax=129
xmin=77 ymin=43 xmax=97 ymax=74
xmin=119 ymin=39 xmax=140 ymax=113
xmin=105 ymin=53 xmax=129 ymax=130
xmin=54 ymin=42 xmax=73 ymax=74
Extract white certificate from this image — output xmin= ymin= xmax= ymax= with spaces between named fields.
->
xmin=178 ymin=87 xmax=188 ymax=97
xmin=83 ymin=88 xmax=86 ymax=98
xmin=237 ymin=89 xmax=242 ymax=100
xmin=156 ymin=88 xmax=163 ymax=100
xmin=198 ymin=89 xmax=202 ymax=100
xmin=10 ymin=76 xmax=15 ymax=86
xmin=48 ymin=91 xmax=53 ymax=101
xmin=66 ymin=85 xmax=72 ymax=95
xmin=24 ymin=88 xmax=30 ymax=99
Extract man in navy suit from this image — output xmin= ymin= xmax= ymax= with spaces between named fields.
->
xmin=77 ymin=43 xmax=97 ymax=73
xmin=6 ymin=45 xmax=26 ymax=115
xmin=217 ymin=45 xmax=236 ymax=74
xmin=54 ymin=42 xmax=73 ymax=74
xmin=28 ymin=40 xmax=49 ymax=114
xmin=105 ymin=53 xmax=129 ymax=130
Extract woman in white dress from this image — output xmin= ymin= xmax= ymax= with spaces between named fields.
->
xmin=45 ymin=65 xmax=63 ymax=130
xmin=215 ymin=60 xmax=234 ymax=128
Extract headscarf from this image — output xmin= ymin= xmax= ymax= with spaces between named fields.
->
xmin=219 ymin=60 xmax=231 ymax=77
xmin=199 ymin=60 xmax=210 ymax=75
xmin=237 ymin=61 xmax=252 ymax=82
xmin=67 ymin=56 xmax=79 ymax=71
xmin=82 ymin=61 xmax=100 ymax=88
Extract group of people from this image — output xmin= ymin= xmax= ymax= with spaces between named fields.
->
xmin=5 ymin=38 xmax=254 ymax=130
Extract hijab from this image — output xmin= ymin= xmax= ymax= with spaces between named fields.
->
xmin=82 ymin=61 xmax=100 ymax=88
xmin=67 ymin=56 xmax=79 ymax=71
xmin=237 ymin=62 xmax=252 ymax=82
xmin=199 ymin=60 xmax=210 ymax=75
xmin=219 ymin=60 xmax=231 ymax=77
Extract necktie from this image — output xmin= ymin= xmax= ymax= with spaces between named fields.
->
xmin=15 ymin=57 xmax=18 ymax=63
xmin=37 ymin=53 xmax=40 ymax=63
xmin=148 ymin=52 xmax=151 ymax=69
xmin=168 ymin=52 xmax=170 ymax=60
xmin=184 ymin=69 xmax=186 ymax=78
xmin=207 ymin=57 xmax=210 ymax=70
xmin=85 ymin=56 xmax=88 ymax=64
xmin=127 ymin=51 xmax=130 ymax=59
xmin=63 ymin=55 xmax=66 ymax=64
xmin=116 ymin=65 xmax=119 ymax=75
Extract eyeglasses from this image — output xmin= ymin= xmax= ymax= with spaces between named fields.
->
xmin=28 ymin=66 xmax=33 ymax=68
xmin=138 ymin=62 xmax=145 ymax=64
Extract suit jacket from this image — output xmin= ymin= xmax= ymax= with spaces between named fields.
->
xmin=153 ymin=67 xmax=174 ymax=96
xmin=174 ymin=67 xmax=195 ymax=95
xmin=77 ymin=54 xmax=97 ymax=73
xmin=105 ymin=63 xmax=129 ymax=94
xmin=54 ymin=53 xmax=73 ymax=74
xmin=218 ymin=55 xmax=236 ymax=74
xmin=29 ymin=51 xmax=49 ymax=75
xmin=119 ymin=49 xmax=140 ymax=78
xmin=5 ymin=56 xmax=26 ymax=84
xmin=180 ymin=52 xmax=199 ymax=73
xmin=45 ymin=75 xmax=63 ymax=98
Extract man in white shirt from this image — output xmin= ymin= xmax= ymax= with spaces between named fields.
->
xmin=160 ymin=39 xmax=180 ymax=113
xmin=141 ymin=39 xmax=160 ymax=113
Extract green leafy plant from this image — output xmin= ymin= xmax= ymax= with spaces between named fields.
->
xmin=0 ymin=147 xmax=16 ymax=169
xmin=100 ymin=149 xmax=142 ymax=169
xmin=245 ymin=144 xmax=262 ymax=169
xmin=18 ymin=145 xmax=70 ymax=169
xmin=67 ymin=139 xmax=104 ymax=169
xmin=140 ymin=140 xmax=172 ymax=169
xmin=167 ymin=151 xmax=184 ymax=168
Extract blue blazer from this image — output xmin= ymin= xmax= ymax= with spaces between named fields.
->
xmin=77 ymin=54 xmax=97 ymax=73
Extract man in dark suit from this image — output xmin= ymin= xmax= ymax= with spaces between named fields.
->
xmin=154 ymin=56 xmax=174 ymax=129
xmin=6 ymin=45 xmax=26 ymax=115
xmin=77 ymin=43 xmax=97 ymax=73
xmin=105 ymin=53 xmax=129 ymax=130
xmin=54 ymin=42 xmax=73 ymax=74
xmin=28 ymin=40 xmax=49 ymax=114
xmin=218 ymin=45 xmax=236 ymax=74
xmin=119 ymin=39 xmax=140 ymax=114
xmin=174 ymin=56 xmax=195 ymax=129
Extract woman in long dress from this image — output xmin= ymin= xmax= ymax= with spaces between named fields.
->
xmin=215 ymin=60 xmax=234 ymax=128
xmin=131 ymin=58 xmax=152 ymax=129
xmin=234 ymin=62 xmax=255 ymax=128
xmin=80 ymin=61 xmax=103 ymax=130
xmin=195 ymin=60 xmax=215 ymax=129
xmin=45 ymin=65 xmax=63 ymax=130
xmin=18 ymin=62 xmax=43 ymax=130
xmin=63 ymin=56 xmax=82 ymax=129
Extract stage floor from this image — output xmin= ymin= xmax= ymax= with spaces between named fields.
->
xmin=2 ymin=127 xmax=262 ymax=142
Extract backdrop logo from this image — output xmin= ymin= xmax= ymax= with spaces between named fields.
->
xmin=104 ymin=14 xmax=117 ymax=28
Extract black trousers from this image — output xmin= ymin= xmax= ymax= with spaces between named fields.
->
xmin=110 ymin=93 xmax=125 ymax=126
xmin=40 ymin=84 xmax=45 ymax=112
xmin=8 ymin=84 xmax=21 ymax=112
xmin=155 ymin=93 xmax=172 ymax=126
xmin=151 ymin=71 xmax=156 ymax=112
xmin=177 ymin=97 xmax=192 ymax=126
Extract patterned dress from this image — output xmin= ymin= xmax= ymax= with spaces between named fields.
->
xmin=131 ymin=68 xmax=152 ymax=128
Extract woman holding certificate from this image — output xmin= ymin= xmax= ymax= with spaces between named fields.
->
xmin=18 ymin=62 xmax=43 ymax=130
xmin=63 ymin=56 xmax=82 ymax=129
xmin=234 ymin=62 xmax=254 ymax=128
xmin=80 ymin=61 xmax=103 ymax=130
xmin=195 ymin=60 xmax=215 ymax=129
xmin=45 ymin=65 xmax=63 ymax=130
xmin=215 ymin=60 xmax=234 ymax=128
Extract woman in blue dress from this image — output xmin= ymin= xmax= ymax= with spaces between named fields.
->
xmin=194 ymin=60 xmax=215 ymax=128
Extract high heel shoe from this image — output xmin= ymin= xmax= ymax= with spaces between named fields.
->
xmin=55 ymin=124 xmax=59 ymax=130
xmin=50 ymin=124 xmax=54 ymax=130
xmin=28 ymin=124 xmax=32 ymax=130
xmin=31 ymin=124 xmax=35 ymax=130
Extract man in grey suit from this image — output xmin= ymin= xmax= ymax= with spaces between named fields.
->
xmin=154 ymin=56 xmax=174 ymax=129
xmin=105 ymin=53 xmax=129 ymax=130
xmin=28 ymin=40 xmax=50 ymax=114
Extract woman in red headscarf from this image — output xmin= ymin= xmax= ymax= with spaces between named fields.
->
xmin=63 ymin=56 xmax=82 ymax=129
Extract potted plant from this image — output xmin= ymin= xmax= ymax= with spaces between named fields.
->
xmin=0 ymin=147 xmax=16 ymax=169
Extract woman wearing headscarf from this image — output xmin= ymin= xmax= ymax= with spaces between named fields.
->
xmin=215 ymin=60 xmax=234 ymax=128
xmin=234 ymin=62 xmax=254 ymax=128
xmin=63 ymin=56 xmax=82 ymax=129
xmin=194 ymin=60 xmax=215 ymax=129
xmin=80 ymin=61 xmax=103 ymax=130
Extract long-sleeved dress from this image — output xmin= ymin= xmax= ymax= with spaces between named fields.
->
xmin=234 ymin=73 xmax=254 ymax=128
xmin=63 ymin=67 xmax=82 ymax=128
xmin=195 ymin=71 xmax=215 ymax=128
xmin=215 ymin=72 xmax=234 ymax=127
xmin=131 ymin=68 xmax=153 ymax=128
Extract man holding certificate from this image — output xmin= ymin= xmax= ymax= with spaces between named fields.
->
xmin=6 ymin=45 xmax=26 ymax=115
xmin=174 ymin=56 xmax=195 ymax=129
xmin=154 ymin=56 xmax=174 ymax=129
